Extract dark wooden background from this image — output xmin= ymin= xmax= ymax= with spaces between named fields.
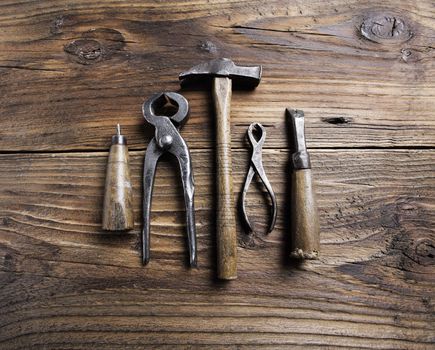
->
xmin=0 ymin=0 xmax=434 ymax=349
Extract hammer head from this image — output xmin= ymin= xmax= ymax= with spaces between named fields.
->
xmin=179 ymin=58 xmax=262 ymax=89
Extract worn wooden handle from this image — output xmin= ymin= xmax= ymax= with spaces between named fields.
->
xmin=290 ymin=169 xmax=320 ymax=259
xmin=102 ymin=143 xmax=134 ymax=231
xmin=213 ymin=77 xmax=237 ymax=280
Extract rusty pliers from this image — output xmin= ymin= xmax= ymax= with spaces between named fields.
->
xmin=240 ymin=123 xmax=277 ymax=234
xmin=142 ymin=92 xmax=197 ymax=267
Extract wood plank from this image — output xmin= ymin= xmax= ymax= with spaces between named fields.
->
xmin=0 ymin=149 xmax=433 ymax=349
xmin=0 ymin=0 xmax=434 ymax=151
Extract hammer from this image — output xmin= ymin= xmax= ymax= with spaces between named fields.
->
xmin=180 ymin=58 xmax=262 ymax=280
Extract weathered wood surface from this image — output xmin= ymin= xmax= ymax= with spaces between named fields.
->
xmin=0 ymin=0 xmax=434 ymax=151
xmin=0 ymin=0 xmax=434 ymax=349
xmin=1 ymin=150 xmax=434 ymax=349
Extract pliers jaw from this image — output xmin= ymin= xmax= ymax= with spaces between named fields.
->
xmin=142 ymin=92 xmax=197 ymax=267
xmin=142 ymin=92 xmax=189 ymax=127
xmin=240 ymin=123 xmax=277 ymax=234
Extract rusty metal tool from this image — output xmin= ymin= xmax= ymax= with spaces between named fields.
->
xmin=179 ymin=58 xmax=262 ymax=280
xmin=142 ymin=92 xmax=197 ymax=267
xmin=102 ymin=124 xmax=134 ymax=231
xmin=240 ymin=123 xmax=277 ymax=234
xmin=286 ymin=109 xmax=320 ymax=259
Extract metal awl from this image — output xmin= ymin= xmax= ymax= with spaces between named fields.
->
xmin=142 ymin=92 xmax=197 ymax=267
xmin=240 ymin=123 xmax=277 ymax=234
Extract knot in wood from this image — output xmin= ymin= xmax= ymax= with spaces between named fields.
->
xmin=322 ymin=116 xmax=351 ymax=125
xmin=2 ymin=217 xmax=10 ymax=226
xmin=64 ymin=39 xmax=104 ymax=64
xmin=50 ymin=15 xmax=65 ymax=34
xmin=198 ymin=40 xmax=218 ymax=54
xmin=64 ymin=28 xmax=125 ymax=65
xmin=2 ymin=253 xmax=14 ymax=270
xmin=360 ymin=14 xmax=412 ymax=44
xmin=401 ymin=48 xmax=423 ymax=63
xmin=414 ymin=238 xmax=434 ymax=266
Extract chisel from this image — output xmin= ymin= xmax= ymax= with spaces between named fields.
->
xmin=286 ymin=109 xmax=320 ymax=259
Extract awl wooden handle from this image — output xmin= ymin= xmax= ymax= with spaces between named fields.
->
xmin=213 ymin=77 xmax=237 ymax=280
xmin=102 ymin=127 xmax=134 ymax=231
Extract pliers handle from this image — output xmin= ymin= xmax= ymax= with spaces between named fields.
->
xmin=240 ymin=123 xmax=277 ymax=234
xmin=142 ymin=92 xmax=197 ymax=267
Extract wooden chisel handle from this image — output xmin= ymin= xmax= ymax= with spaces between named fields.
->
xmin=290 ymin=168 xmax=320 ymax=259
xmin=287 ymin=109 xmax=320 ymax=259
xmin=213 ymin=77 xmax=237 ymax=280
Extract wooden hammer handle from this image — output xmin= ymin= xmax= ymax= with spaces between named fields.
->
xmin=213 ymin=77 xmax=237 ymax=280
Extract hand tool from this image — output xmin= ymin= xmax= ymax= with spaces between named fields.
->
xmin=240 ymin=123 xmax=277 ymax=234
xmin=179 ymin=58 xmax=262 ymax=280
xmin=142 ymin=92 xmax=197 ymax=267
xmin=102 ymin=124 xmax=134 ymax=231
xmin=286 ymin=109 xmax=320 ymax=259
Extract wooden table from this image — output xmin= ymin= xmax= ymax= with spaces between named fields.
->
xmin=0 ymin=1 xmax=434 ymax=348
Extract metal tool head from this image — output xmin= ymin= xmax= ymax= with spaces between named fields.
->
xmin=247 ymin=122 xmax=266 ymax=149
xmin=179 ymin=58 xmax=262 ymax=89
xmin=111 ymin=123 xmax=127 ymax=145
xmin=286 ymin=108 xmax=311 ymax=170
xmin=142 ymin=92 xmax=189 ymax=128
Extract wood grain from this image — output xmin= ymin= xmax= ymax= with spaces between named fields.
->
xmin=0 ymin=0 xmax=433 ymax=151
xmin=0 ymin=0 xmax=434 ymax=348
xmin=0 ymin=149 xmax=434 ymax=349
xmin=214 ymin=77 xmax=238 ymax=280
